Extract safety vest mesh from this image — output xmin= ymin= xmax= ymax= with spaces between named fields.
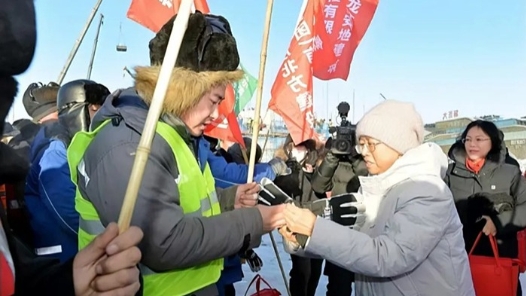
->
xmin=68 ymin=120 xmax=223 ymax=296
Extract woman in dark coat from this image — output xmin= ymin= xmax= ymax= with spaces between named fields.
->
xmin=445 ymin=120 xmax=526 ymax=296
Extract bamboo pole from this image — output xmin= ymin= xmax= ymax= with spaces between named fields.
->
xmin=246 ymin=0 xmax=273 ymax=183
xmin=258 ymin=0 xmax=308 ymax=155
xmin=117 ymin=0 xmax=193 ymax=233
xmin=244 ymin=1 xmax=291 ymax=295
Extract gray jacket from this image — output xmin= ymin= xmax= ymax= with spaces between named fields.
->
xmin=446 ymin=141 xmax=526 ymax=236
xmin=77 ymin=89 xmax=264 ymax=275
xmin=285 ymin=143 xmax=475 ymax=296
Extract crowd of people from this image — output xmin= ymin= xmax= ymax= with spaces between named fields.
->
xmin=1 ymin=2 xmax=526 ymax=296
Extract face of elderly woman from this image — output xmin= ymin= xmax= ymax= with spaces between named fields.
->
xmin=358 ymin=136 xmax=400 ymax=175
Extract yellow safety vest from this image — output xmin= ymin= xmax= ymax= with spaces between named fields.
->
xmin=68 ymin=119 xmax=223 ymax=296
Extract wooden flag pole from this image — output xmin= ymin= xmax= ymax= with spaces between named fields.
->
xmin=117 ymin=0 xmax=193 ymax=233
xmin=244 ymin=1 xmax=291 ymax=296
xmin=247 ymin=0 xmax=273 ymax=183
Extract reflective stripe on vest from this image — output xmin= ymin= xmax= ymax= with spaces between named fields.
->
xmin=68 ymin=119 xmax=223 ymax=296
xmin=78 ymin=191 xmax=220 ymax=235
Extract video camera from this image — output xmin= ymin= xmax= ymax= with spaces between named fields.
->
xmin=329 ymin=102 xmax=356 ymax=156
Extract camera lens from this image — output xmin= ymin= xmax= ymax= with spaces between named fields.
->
xmin=337 ymin=140 xmax=348 ymax=152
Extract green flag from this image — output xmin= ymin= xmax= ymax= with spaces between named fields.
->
xmin=233 ymin=64 xmax=258 ymax=115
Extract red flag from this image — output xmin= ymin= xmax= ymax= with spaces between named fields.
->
xmin=268 ymin=0 xmax=321 ymax=145
xmin=127 ymin=0 xmax=175 ymax=33
xmin=204 ymin=86 xmax=245 ymax=145
xmin=127 ymin=0 xmax=244 ymax=146
xmin=312 ymin=0 xmax=378 ymax=80
xmin=127 ymin=0 xmax=210 ymax=33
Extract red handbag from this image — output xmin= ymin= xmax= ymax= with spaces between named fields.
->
xmin=244 ymin=274 xmax=282 ymax=296
xmin=468 ymin=232 xmax=520 ymax=296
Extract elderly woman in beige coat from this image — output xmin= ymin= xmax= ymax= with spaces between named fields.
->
xmin=281 ymin=100 xmax=475 ymax=296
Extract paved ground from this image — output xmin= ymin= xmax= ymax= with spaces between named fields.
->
xmin=235 ymin=230 xmax=526 ymax=296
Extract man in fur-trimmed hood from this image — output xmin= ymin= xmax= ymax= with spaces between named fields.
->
xmin=70 ymin=12 xmax=285 ymax=296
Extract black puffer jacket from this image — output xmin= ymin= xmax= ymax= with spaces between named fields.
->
xmin=8 ymin=119 xmax=41 ymax=162
xmin=310 ymin=152 xmax=368 ymax=196
xmin=445 ymin=141 xmax=526 ymax=258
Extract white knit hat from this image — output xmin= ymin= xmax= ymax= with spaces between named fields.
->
xmin=356 ymin=100 xmax=425 ymax=154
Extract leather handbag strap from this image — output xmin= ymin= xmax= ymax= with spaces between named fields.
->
xmin=469 ymin=231 xmax=501 ymax=267
xmin=255 ymin=275 xmax=274 ymax=292
xmin=244 ymin=274 xmax=262 ymax=296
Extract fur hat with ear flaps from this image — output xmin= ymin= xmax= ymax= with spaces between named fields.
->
xmin=134 ymin=11 xmax=244 ymax=117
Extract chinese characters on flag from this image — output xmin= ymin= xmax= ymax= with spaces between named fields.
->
xmin=270 ymin=0 xmax=378 ymax=144
xmin=268 ymin=0 xmax=321 ymax=145
xmin=312 ymin=0 xmax=378 ymax=80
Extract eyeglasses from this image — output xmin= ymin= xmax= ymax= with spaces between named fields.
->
xmin=356 ymin=142 xmax=383 ymax=154
xmin=462 ymin=138 xmax=490 ymax=144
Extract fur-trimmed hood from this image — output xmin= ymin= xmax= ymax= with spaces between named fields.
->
xmin=134 ymin=66 xmax=243 ymax=117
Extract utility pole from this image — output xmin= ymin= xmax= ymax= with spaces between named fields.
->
xmin=87 ymin=13 xmax=104 ymax=80
xmin=57 ymin=0 xmax=104 ymax=84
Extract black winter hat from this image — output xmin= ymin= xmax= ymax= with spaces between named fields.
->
xmin=2 ymin=122 xmax=18 ymax=138
xmin=228 ymin=137 xmax=262 ymax=165
xmin=22 ymin=82 xmax=60 ymax=121
xmin=149 ymin=11 xmax=240 ymax=72
xmin=134 ymin=11 xmax=244 ymax=117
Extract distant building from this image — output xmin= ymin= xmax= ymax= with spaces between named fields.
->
xmin=425 ymin=116 xmax=526 ymax=159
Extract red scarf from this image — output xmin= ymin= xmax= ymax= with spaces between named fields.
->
xmin=466 ymin=158 xmax=485 ymax=174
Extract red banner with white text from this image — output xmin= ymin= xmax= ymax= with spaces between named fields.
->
xmin=268 ymin=0 xmax=322 ymax=145
xmin=312 ymin=0 xmax=379 ymax=80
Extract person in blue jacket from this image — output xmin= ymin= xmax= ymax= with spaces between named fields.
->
xmin=205 ymin=136 xmax=289 ymax=296
xmin=209 ymin=137 xmax=288 ymax=188
xmin=24 ymin=80 xmax=110 ymax=262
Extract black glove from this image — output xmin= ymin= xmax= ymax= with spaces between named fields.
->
xmin=258 ymin=178 xmax=293 ymax=206
xmin=240 ymin=249 xmax=263 ymax=272
xmin=302 ymin=193 xmax=365 ymax=228
xmin=316 ymin=151 xmax=340 ymax=178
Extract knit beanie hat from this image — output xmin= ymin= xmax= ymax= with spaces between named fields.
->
xmin=356 ymin=100 xmax=425 ymax=154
